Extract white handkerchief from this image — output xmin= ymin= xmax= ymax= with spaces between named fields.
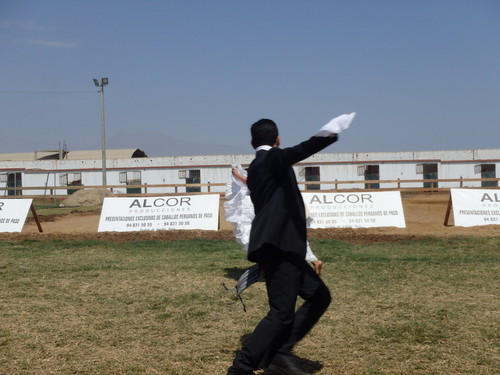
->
xmin=316 ymin=112 xmax=356 ymax=136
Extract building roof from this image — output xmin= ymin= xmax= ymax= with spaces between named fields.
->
xmin=0 ymin=149 xmax=147 ymax=161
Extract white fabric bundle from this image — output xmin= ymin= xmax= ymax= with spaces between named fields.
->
xmin=316 ymin=112 xmax=356 ymax=137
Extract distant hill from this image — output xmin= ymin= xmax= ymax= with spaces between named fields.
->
xmin=0 ymin=131 xmax=251 ymax=157
xmin=106 ymin=130 xmax=250 ymax=157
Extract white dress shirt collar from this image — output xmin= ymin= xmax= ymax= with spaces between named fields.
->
xmin=255 ymin=145 xmax=273 ymax=153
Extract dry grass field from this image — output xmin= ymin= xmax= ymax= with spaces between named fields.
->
xmin=0 ymin=192 xmax=499 ymax=375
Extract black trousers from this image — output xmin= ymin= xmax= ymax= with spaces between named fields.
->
xmin=228 ymin=246 xmax=331 ymax=373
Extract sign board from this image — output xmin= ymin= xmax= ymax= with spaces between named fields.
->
xmin=451 ymin=188 xmax=500 ymax=227
xmin=302 ymin=191 xmax=406 ymax=228
xmin=0 ymin=199 xmax=33 ymax=232
xmin=98 ymin=195 xmax=220 ymax=232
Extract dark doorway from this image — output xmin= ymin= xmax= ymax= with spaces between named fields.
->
xmin=7 ymin=173 xmax=22 ymax=196
xmin=423 ymin=164 xmax=438 ymax=188
xmin=364 ymin=165 xmax=380 ymax=189
xmin=186 ymin=170 xmax=201 ymax=193
xmin=305 ymin=167 xmax=321 ymax=190
xmin=480 ymin=164 xmax=497 ymax=187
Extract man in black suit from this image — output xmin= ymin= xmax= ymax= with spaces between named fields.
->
xmin=227 ymin=114 xmax=354 ymax=375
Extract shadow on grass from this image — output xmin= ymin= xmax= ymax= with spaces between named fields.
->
xmin=224 ymin=267 xmax=250 ymax=281
xmin=233 ymin=334 xmax=323 ymax=374
xmin=260 ymin=356 xmax=323 ymax=374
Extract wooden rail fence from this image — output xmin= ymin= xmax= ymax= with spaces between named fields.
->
xmin=1 ymin=177 xmax=498 ymax=200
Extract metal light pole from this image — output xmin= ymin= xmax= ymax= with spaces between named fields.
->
xmin=93 ymin=78 xmax=109 ymax=186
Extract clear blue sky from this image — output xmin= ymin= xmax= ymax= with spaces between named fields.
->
xmin=1 ymin=0 xmax=499 ymax=156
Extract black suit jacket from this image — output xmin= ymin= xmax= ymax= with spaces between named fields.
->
xmin=246 ymin=135 xmax=337 ymax=262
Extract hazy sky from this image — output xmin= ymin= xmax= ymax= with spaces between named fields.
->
xmin=1 ymin=0 xmax=499 ymax=156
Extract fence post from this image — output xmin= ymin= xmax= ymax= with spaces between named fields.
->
xmin=460 ymin=176 xmax=463 ymax=188
xmin=208 ymin=182 xmax=211 ymax=193
xmin=397 ymin=178 xmax=400 ymax=189
xmin=144 ymin=183 xmax=148 ymax=194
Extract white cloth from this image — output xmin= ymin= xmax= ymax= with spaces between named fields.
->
xmin=224 ymin=165 xmax=254 ymax=251
xmin=225 ymin=165 xmax=318 ymax=262
xmin=304 ymin=205 xmax=317 ymax=262
xmin=305 ymin=242 xmax=317 ymax=263
xmin=316 ymin=112 xmax=356 ymax=137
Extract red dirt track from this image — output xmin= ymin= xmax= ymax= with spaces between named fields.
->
xmin=2 ymin=192 xmax=499 ymax=243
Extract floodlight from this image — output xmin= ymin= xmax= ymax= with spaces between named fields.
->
xmin=92 ymin=76 xmax=110 ymax=185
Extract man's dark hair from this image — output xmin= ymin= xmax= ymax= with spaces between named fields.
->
xmin=251 ymin=119 xmax=279 ymax=149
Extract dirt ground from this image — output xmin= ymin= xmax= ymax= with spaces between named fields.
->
xmin=2 ymin=192 xmax=499 ymax=243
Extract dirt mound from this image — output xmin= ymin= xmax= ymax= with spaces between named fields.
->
xmin=60 ymin=188 xmax=115 ymax=207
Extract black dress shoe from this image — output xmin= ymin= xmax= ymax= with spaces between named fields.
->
xmin=267 ymin=354 xmax=310 ymax=375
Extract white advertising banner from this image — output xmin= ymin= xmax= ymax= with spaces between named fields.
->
xmin=451 ymin=188 xmax=500 ymax=227
xmin=98 ymin=195 xmax=220 ymax=232
xmin=302 ymin=191 xmax=406 ymax=228
xmin=0 ymin=199 xmax=33 ymax=233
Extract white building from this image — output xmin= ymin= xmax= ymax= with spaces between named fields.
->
xmin=1 ymin=148 xmax=499 ymax=197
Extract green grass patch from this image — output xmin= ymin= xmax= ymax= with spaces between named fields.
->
xmin=0 ymin=237 xmax=498 ymax=374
